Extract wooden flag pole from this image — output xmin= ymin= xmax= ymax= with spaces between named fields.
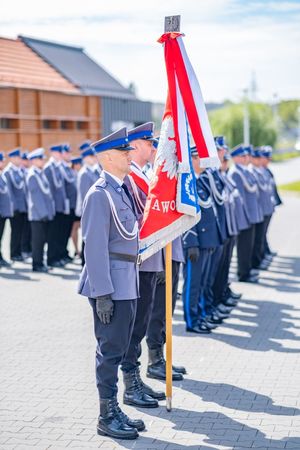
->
xmin=163 ymin=14 xmax=181 ymax=413
xmin=165 ymin=241 xmax=173 ymax=411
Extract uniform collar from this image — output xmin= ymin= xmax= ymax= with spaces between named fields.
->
xmin=104 ymin=170 xmax=123 ymax=186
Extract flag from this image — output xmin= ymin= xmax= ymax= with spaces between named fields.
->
xmin=139 ymin=32 xmax=219 ymax=262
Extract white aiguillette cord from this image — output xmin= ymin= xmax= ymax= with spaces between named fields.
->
xmin=103 ymin=189 xmax=138 ymax=241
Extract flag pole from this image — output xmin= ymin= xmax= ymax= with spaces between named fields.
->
xmin=163 ymin=13 xmax=181 ymax=413
xmin=165 ymin=241 xmax=173 ymax=411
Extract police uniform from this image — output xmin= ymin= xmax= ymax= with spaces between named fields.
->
xmin=78 ymin=128 xmax=144 ymax=440
xmin=44 ymin=146 xmax=69 ymax=267
xmin=120 ymin=123 xmax=165 ymax=408
xmin=0 ymin=152 xmax=13 ymax=266
xmin=229 ymin=145 xmax=261 ymax=282
xmin=20 ymin=152 xmax=32 ymax=258
xmin=59 ymin=145 xmax=77 ymax=262
xmin=3 ymin=149 xmax=28 ymax=261
xmin=26 ymin=148 xmax=55 ymax=272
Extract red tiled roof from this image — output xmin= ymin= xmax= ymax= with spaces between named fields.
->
xmin=0 ymin=37 xmax=79 ymax=93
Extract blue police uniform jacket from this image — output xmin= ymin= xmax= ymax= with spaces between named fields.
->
xmin=60 ymin=162 xmax=77 ymax=210
xmin=201 ymin=168 xmax=228 ymax=243
xmin=219 ymin=171 xmax=239 ymax=237
xmin=78 ymin=172 xmax=139 ymax=301
xmin=75 ymin=165 xmax=99 ymax=217
xmin=44 ymin=158 xmax=68 ymax=214
xmin=26 ymin=167 xmax=55 ymax=221
xmin=225 ymin=171 xmax=250 ymax=232
xmin=0 ymin=172 xmax=13 ymax=218
xmin=229 ymin=164 xmax=262 ymax=225
xmin=251 ymin=166 xmax=274 ymax=217
xmin=183 ymin=174 xmax=223 ymax=250
xmin=264 ymin=167 xmax=282 ymax=207
xmin=3 ymin=163 xmax=27 ymax=213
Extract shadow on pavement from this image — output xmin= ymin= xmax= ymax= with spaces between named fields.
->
xmin=179 ymin=380 xmax=300 ymax=416
xmin=119 ymin=408 xmax=300 ymax=449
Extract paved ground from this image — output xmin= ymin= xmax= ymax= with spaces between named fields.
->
xmin=1 ymin=194 xmax=300 ymax=450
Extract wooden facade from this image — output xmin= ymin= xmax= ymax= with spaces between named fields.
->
xmin=0 ymin=87 xmax=101 ymax=151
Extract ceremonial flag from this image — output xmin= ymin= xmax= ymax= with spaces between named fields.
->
xmin=139 ymin=32 xmax=219 ymax=262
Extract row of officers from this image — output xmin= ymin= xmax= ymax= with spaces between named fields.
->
xmin=0 ymin=123 xmax=281 ymax=440
xmin=0 ymin=142 xmax=100 ymax=272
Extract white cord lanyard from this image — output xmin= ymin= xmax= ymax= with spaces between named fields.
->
xmin=235 ymin=167 xmax=257 ymax=193
xmin=103 ymin=189 xmax=139 ymax=241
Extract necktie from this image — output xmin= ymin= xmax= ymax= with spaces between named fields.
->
xmin=122 ymin=183 xmax=135 ymax=213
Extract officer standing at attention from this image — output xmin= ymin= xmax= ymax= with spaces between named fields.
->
xmin=44 ymin=145 xmax=69 ymax=268
xmin=20 ymin=151 xmax=32 ymax=259
xmin=0 ymin=152 xmax=13 ymax=267
xmin=78 ymin=127 xmax=144 ymax=440
xmin=70 ymin=156 xmax=82 ymax=259
xmin=121 ymin=122 xmax=165 ymax=408
xmin=60 ymin=144 xmax=77 ymax=264
xmin=26 ymin=148 xmax=55 ymax=273
xmin=3 ymin=149 xmax=27 ymax=262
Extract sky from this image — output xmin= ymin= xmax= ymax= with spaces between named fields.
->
xmin=1 ymin=0 xmax=300 ymax=104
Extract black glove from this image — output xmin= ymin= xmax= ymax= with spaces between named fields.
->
xmin=187 ymin=247 xmax=200 ymax=263
xmin=156 ymin=271 xmax=166 ymax=285
xmin=96 ymin=295 xmax=114 ymax=324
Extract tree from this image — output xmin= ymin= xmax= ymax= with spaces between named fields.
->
xmin=209 ymin=102 xmax=277 ymax=148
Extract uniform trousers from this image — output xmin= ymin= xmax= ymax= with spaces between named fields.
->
xmin=0 ymin=217 xmax=7 ymax=260
xmin=89 ymin=298 xmax=137 ymax=399
xmin=30 ymin=221 xmax=50 ymax=268
xmin=204 ymin=245 xmax=223 ymax=315
xmin=146 ymin=260 xmax=180 ymax=350
xmin=212 ymin=237 xmax=236 ymax=306
xmin=9 ymin=212 xmax=27 ymax=259
xmin=61 ymin=209 xmax=76 ymax=259
xmin=252 ymin=220 xmax=267 ymax=268
xmin=237 ymin=225 xmax=255 ymax=280
xmin=21 ymin=215 xmax=31 ymax=254
xmin=47 ymin=213 xmax=66 ymax=264
xmin=121 ymin=272 xmax=157 ymax=372
xmin=263 ymin=214 xmax=272 ymax=255
xmin=182 ymin=249 xmax=211 ymax=328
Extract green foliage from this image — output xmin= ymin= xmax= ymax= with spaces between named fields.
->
xmin=278 ymin=100 xmax=300 ymax=129
xmin=271 ymin=151 xmax=300 ymax=162
xmin=209 ymin=102 xmax=278 ymax=148
xmin=279 ymin=180 xmax=300 ymax=193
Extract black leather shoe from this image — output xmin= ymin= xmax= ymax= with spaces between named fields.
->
xmin=224 ymin=297 xmax=238 ymax=307
xmin=32 ymin=265 xmax=48 ymax=273
xmin=114 ymin=403 xmax=145 ymax=431
xmin=11 ymin=255 xmax=23 ymax=262
xmin=123 ymin=370 xmax=158 ymax=408
xmin=97 ymin=398 xmax=138 ymax=440
xmin=239 ymin=275 xmax=259 ymax=283
xmin=228 ymin=289 xmax=242 ymax=300
xmin=258 ymin=263 xmax=269 ymax=271
xmin=206 ymin=313 xmax=223 ymax=324
xmin=48 ymin=261 xmax=64 ymax=268
xmin=0 ymin=258 xmax=10 ymax=267
xmin=202 ymin=318 xmax=218 ymax=330
xmin=172 ymin=364 xmax=187 ymax=375
xmin=217 ymin=304 xmax=233 ymax=314
xmin=135 ymin=367 xmax=166 ymax=400
xmin=214 ymin=309 xmax=230 ymax=319
xmin=147 ymin=348 xmax=183 ymax=381
xmin=186 ymin=324 xmax=211 ymax=334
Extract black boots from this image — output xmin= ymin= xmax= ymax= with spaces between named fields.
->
xmin=147 ymin=348 xmax=184 ymax=381
xmin=123 ymin=369 xmax=159 ymax=408
xmin=97 ymin=398 xmax=142 ymax=439
xmin=134 ymin=366 xmax=166 ymax=400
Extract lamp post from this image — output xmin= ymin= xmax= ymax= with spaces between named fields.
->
xmin=243 ymin=88 xmax=250 ymax=145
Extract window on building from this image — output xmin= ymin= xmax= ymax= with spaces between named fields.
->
xmin=76 ymin=121 xmax=88 ymax=130
xmin=61 ymin=121 xmax=73 ymax=130
xmin=42 ymin=120 xmax=56 ymax=129
xmin=0 ymin=118 xmax=18 ymax=129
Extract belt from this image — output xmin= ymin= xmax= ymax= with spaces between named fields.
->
xmin=110 ymin=252 xmax=140 ymax=264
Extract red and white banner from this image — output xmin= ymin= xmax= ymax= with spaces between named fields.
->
xmin=139 ymin=32 xmax=219 ymax=262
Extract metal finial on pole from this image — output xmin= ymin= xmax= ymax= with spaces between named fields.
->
xmin=164 ymin=15 xmax=180 ymax=413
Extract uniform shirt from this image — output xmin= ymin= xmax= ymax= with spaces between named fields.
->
xmin=0 ymin=172 xmax=13 ymax=218
xmin=78 ymin=172 xmax=139 ymax=300
xmin=3 ymin=163 xmax=27 ymax=213
xmin=26 ymin=167 xmax=55 ymax=221
xmin=60 ymin=161 xmax=77 ymax=210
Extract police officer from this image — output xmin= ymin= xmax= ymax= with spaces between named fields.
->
xmin=78 ymin=127 xmax=144 ymax=440
xmin=70 ymin=156 xmax=82 ymax=259
xmin=121 ymin=123 xmax=165 ymax=408
xmin=60 ymin=144 xmax=77 ymax=263
xmin=44 ymin=145 xmax=69 ymax=268
xmin=182 ymin=147 xmax=222 ymax=331
xmin=26 ymin=148 xmax=55 ymax=272
xmin=0 ymin=152 xmax=13 ymax=267
xmin=20 ymin=151 xmax=32 ymax=259
xmin=3 ymin=148 xmax=27 ymax=262
xmin=229 ymin=145 xmax=261 ymax=282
